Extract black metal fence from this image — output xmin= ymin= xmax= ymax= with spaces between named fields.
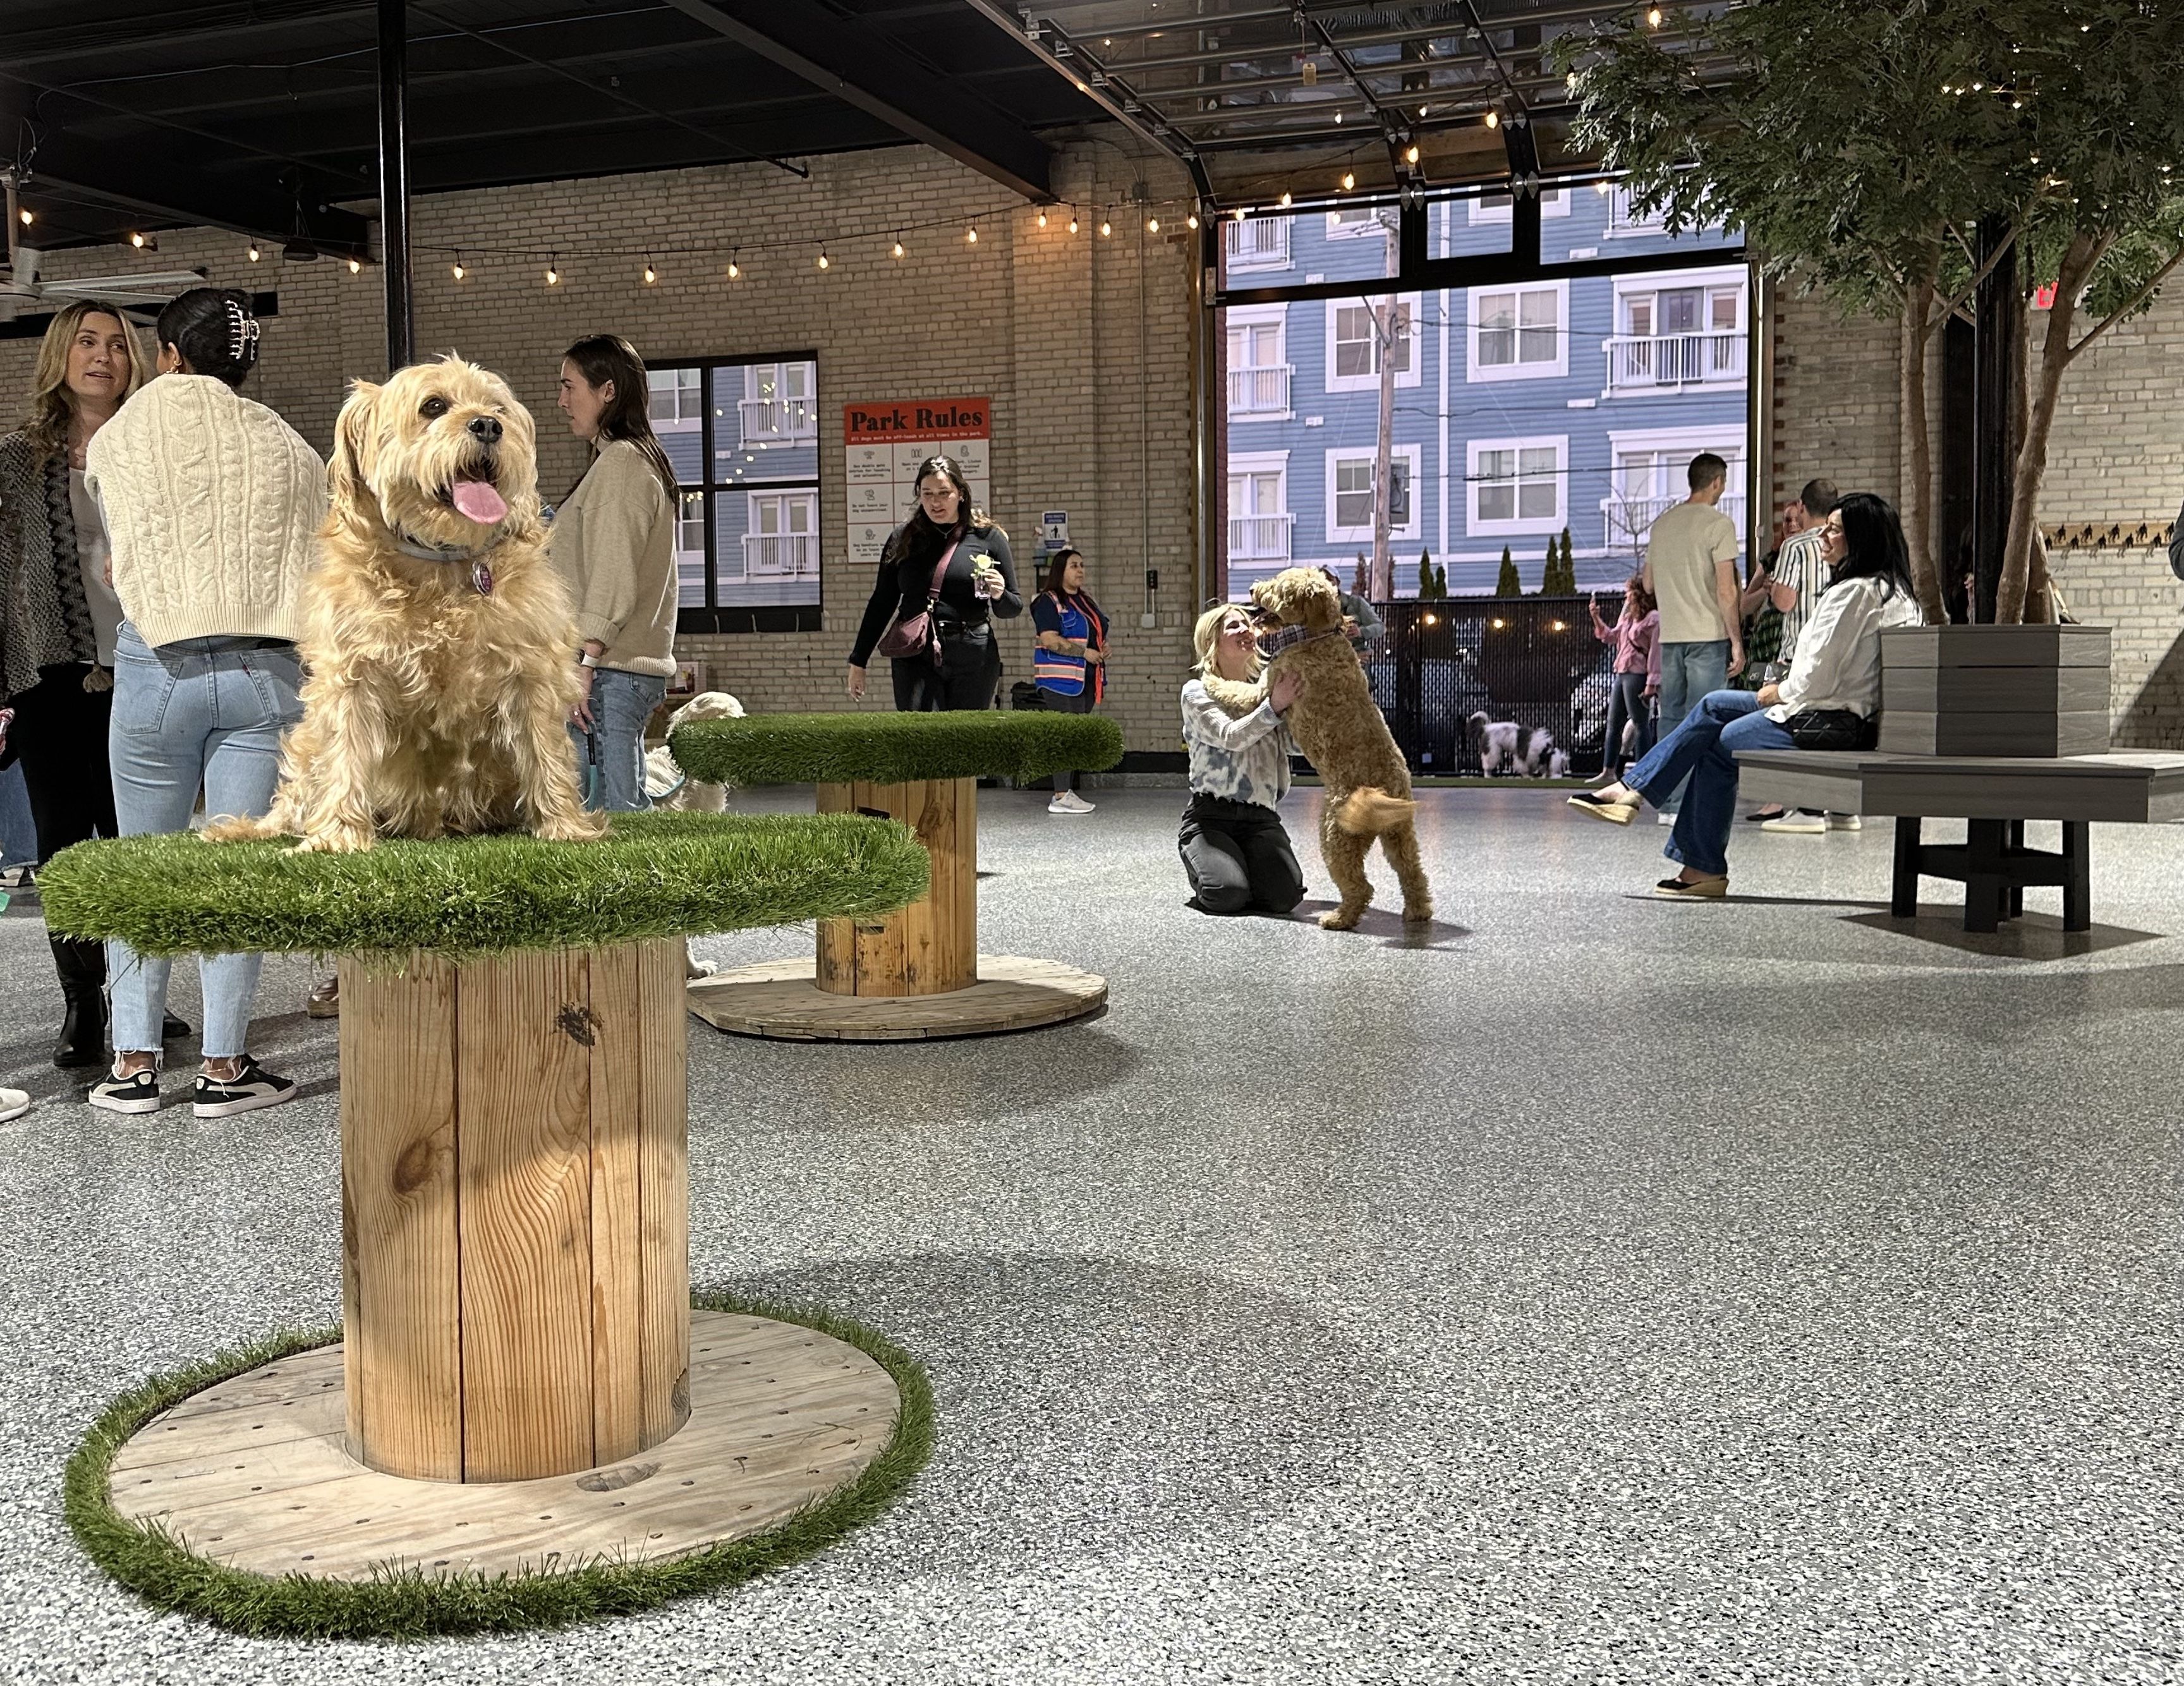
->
xmin=1360 ymin=596 xmax=1623 ymax=777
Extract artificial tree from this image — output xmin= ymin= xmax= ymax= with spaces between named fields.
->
xmin=1496 ymin=546 xmax=1520 ymax=597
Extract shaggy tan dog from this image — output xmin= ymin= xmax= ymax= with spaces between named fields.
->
xmin=1204 ymin=567 xmax=1431 ymax=930
xmin=207 ymin=357 xmax=603 ymax=852
xmin=643 ymin=691 xmax=745 ymax=813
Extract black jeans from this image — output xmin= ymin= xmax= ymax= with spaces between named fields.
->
xmin=892 ymin=624 xmax=998 ymax=712
xmin=1179 ymin=792 xmax=1304 ymax=916
xmin=10 ymin=667 xmax=116 ymax=864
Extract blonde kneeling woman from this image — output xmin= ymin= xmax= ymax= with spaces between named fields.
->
xmin=1179 ymin=603 xmax=1305 ymax=916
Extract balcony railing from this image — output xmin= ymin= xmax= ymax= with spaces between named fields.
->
xmin=1605 ymin=332 xmax=1747 ymax=392
xmin=742 ymin=532 xmax=820 ymax=577
xmin=737 ymin=396 xmax=816 ymax=441
xmin=1226 ymin=364 xmax=1294 ymax=416
xmin=1223 ymin=218 xmax=1290 ymax=271
xmin=1599 ymin=492 xmax=1747 ymax=550
xmin=1227 ymin=512 xmax=1294 ymax=563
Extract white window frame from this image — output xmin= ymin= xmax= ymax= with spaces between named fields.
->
xmin=1223 ymin=215 xmax=1292 ymax=274
xmin=1599 ymin=425 xmax=1749 ymax=550
xmin=1605 ymin=186 xmax=1671 ymax=237
xmin=1323 ymin=443 xmax=1424 ymax=546
xmin=1467 ymin=435 xmax=1568 ymax=538
xmin=740 ymin=361 xmax=816 ymax=442
xmin=1465 ymin=280 xmax=1569 ymax=384
xmin=1227 ymin=449 xmax=1293 ymax=564
xmin=1605 ymin=266 xmax=1750 ymax=396
xmin=648 ymin=367 xmax=702 ymax=432
xmin=1466 ymin=188 xmax=1571 ymax=222
xmin=743 ymin=488 xmax=820 ymax=578
xmin=1224 ymin=303 xmax=1293 ymax=422
xmin=1323 ymin=292 xmax=1423 ymax=394
xmin=1325 ymin=205 xmax=1395 ymax=241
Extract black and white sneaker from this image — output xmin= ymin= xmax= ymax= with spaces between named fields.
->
xmin=193 ymin=1056 xmax=297 ymax=1119
xmin=88 ymin=1067 xmax=163 ymax=1115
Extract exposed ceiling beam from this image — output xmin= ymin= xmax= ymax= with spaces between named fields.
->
xmin=7 ymin=131 xmax=369 ymax=255
xmin=657 ymin=0 xmax=1052 ymax=200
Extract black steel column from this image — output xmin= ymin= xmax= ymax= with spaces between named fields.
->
xmin=1969 ymin=212 xmax=2017 ymax=624
xmin=377 ymin=0 xmax=413 ymax=371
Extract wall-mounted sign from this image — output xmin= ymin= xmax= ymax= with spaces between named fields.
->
xmin=842 ymin=397 xmax=993 ymax=566
xmin=1040 ymin=511 xmax=1070 ymax=554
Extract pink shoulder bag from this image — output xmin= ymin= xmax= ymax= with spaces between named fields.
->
xmin=873 ymin=542 xmax=957 ymax=665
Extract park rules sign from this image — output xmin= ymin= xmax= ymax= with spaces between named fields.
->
xmin=842 ymin=397 xmax=993 ymax=566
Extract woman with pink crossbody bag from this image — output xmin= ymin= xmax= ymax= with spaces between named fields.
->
xmin=846 ymin=453 xmax=1020 ymax=712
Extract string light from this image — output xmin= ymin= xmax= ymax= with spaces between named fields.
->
xmin=16 ymin=208 xmax=31 ymax=225
xmin=1068 ymin=211 xmax=1079 ymax=233
xmin=1334 ymin=111 xmax=1343 ymax=124
xmin=451 ymin=253 xmax=466 ymax=280
xmin=1099 ymin=217 xmax=1112 ymax=236
xmin=1233 ymin=205 xmax=1247 ymax=221
xmin=545 ymin=256 xmax=559 ymax=285
xmin=1646 ymin=5 xmax=1663 ymax=25
xmin=1186 ymin=211 xmax=1199 ymax=229
xmin=349 ymin=257 xmax=362 ymax=274
xmin=966 ymin=224 xmax=978 ymax=243
xmin=727 ymin=252 xmax=741 ymax=278
xmin=1485 ymin=109 xmax=1500 ymax=129
xmin=643 ymin=257 xmax=657 ymax=283
xmin=1037 ymin=209 xmax=1048 ymax=228
xmin=816 ymin=248 xmax=829 ymax=270
xmin=130 ymin=231 xmax=145 ymax=248
xmin=1341 ymin=172 xmax=1356 ymax=190
xmin=891 ymin=234 xmax=906 ymax=258
xmin=1406 ymin=143 xmax=1421 ymax=164
xmin=246 ymin=244 xmax=261 ymax=262
xmin=1278 ymin=191 xmax=1292 ymax=207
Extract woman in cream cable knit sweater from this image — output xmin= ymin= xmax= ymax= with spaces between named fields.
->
xmin=82 ymin=289 xmax=324 ymax=1120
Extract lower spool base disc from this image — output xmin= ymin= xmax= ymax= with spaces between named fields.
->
xmin=688 ymin=954 xmax=1107 ymax=1041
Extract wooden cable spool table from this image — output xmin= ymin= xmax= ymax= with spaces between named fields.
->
xmin=39 ymin=812 xmax=931 ymax=1598
xmin=671 ymin=710 xmax=1124 ymax=1040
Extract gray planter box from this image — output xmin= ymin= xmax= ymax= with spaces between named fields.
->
xmin=1879 ymin=624 xmax=2111 ymax=757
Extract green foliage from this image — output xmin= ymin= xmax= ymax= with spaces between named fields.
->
xmin=62 ymin=1292 xmax=935 ymax=1640
xmin=672 ymin=709 xmax=1124 ymax=787
xmin=1496 ymin=546 xmax=1519 ymax=597
xmin=1536 ymin=537 xmax=1558 ymax=596
xmin=1432 ymin=563 xmax=1448 ymax=597
xmin=38 ymin=811 xmax=930 ymax=959
xmin=1416 ymin=550 xmax=1436 ymax=598
xmin=1560 ymin=530 xmax=1575 ymax=595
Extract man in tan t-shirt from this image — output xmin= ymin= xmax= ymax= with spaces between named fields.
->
xmin=1641 ymin=452 xmax=1743 ymax=815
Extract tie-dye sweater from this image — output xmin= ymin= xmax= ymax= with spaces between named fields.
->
xmin=1180 ymin=679 xmax=1292 ymax=810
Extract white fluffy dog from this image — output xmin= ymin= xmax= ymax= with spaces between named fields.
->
xmin=1470 ymin=712 xmax=1558 ymax=777
xmin=643 ymin=691 xmax=744 ymax=812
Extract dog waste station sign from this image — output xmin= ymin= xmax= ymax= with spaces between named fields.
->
xmin=844 ymin=397 xmax=993 ymax=564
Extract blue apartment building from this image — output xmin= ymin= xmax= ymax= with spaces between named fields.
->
xmin=1222 ymin=190 xmax=1749 ymax=600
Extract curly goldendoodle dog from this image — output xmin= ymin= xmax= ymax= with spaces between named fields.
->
xmin=1204 ymin=566 xmax=1431 ymax=930
xmin=207 ymin=356 xmax=604 ymax=852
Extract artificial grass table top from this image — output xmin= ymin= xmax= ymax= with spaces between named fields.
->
xmin=38 ymin=810 xmax=930 ymax=959
xmin=672 ymin=709 xmax=1125 ymax=788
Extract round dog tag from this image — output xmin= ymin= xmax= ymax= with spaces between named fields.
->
xmin=472 ymin=561 xmax=494 ymax=596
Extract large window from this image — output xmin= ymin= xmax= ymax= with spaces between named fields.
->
xmin=1325 ymin=295 xmax=1419 ymax=392
xmin=1325 ymin=445 xmax=1421 ymax=545
xmin=1469 ymin=437 xmax=1567 ymax=536
xmin=1608 ymin=269 xmax=1749 ymax=393
xmin=1226 ymin=306 xmax=1292 ymax=419
xmin=644 ymin=352 xmax=821 ymax=626
xmin=1467 ymin=282 xmax=1568 ymax=382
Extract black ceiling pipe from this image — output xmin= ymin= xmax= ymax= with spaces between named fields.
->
xmin=378 ymin=0 xmax=413 ymax=372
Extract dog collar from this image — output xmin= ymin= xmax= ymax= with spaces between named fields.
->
xmin=1257 ymin=622 xmax=1345 ymax=657
xmin=394 ymin=533 xmax=494 ymax=596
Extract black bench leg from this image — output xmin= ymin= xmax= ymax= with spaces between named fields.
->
xmin=2063 ymin=820 xmax=2091 ymax=931
xmin=2005 ymin=820 xmax=2025 ymax=918
xmin=1891 ymin=817 xmax=1921 ymax=918
xmin=1963 ymin=818 xmax=2006 ymax=934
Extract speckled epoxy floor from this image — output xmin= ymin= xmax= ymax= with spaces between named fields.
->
xmin=4 ymin=786 xmax=2183 ymax=1685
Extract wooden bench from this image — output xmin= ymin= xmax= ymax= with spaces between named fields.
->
xmin=1735 ymin=749 xmax=2184 ymax=933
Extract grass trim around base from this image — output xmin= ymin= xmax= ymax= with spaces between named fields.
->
xmin=39 ymin=810 xmax=930 ymax=959
xmin=63 ymin=1290 xmax=934 ymax=1641
xmin=672 ymin=709 xmax=1125 ymax=787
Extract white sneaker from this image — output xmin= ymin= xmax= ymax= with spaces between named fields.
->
xmin=0 ymin=1087 xmax=30 ymax=1122
xmin=1827 ymin=813 xmax=1863 ymax=832
xmin=1760 ymin=811 xmax=1828 ymax=834
xmin=1048 ymin=791 xmax=1095 ymax=815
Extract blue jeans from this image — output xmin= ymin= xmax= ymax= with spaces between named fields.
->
xmin=1602 ymin=671 xmax=1654 ymax=772
xmin=0 ymin=761 xmax=36 ymax=868
xmin=107 ymin=623 xmax=301 ymax=1057
xmin=1654 ymin=640 xmax=1730 ymax=810
xmin=1626 ymin=688 xmax=1795 ymax=878
xmin=569 ymin=667 xmax=667 ymax=813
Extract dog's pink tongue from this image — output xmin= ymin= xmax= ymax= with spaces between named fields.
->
xmin=452 ymin=479 xmax=508 ymax=524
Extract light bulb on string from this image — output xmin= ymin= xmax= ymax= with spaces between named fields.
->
xmin=1341 ymin=172 xmax=1356 ymax=190
xmin=1037 ymin=209 xmax=1048 ymax=228
xmin=1147 ymin=215 xmax=1159 ymax=232
xmin=1278 ymin=191 xmax=1292 ymax=207
xmin=1233 ymin=205 xmax=1247 ymax=221
xmin=246 ymin=244 xmax=261 ymax=262
xmin=892 ymin=234 xmax=906 ymax=258
xmin=545 ymin=256 xmax=559 ymax=285
xmin=16 ymin=208 xmax=31 ymax=225
xmin=967 ymin=224 xmax=979 ymax=243
xmin=349 ymin=257 xmax=361 ymax=274
xmin=1099 ymin=217 xmax=1112 ymax=236
xmin=1186 ymin=211 xmax=1199 ymax=229
xmin=643 ymin=258 xmax=657 ymax=284
xmin=452 ymin=253 xmax=466 ymax=280
xmin=817 ymin=247 xmax=832 ymax=270
xmin=1646 ymin=6 xmax=1662 ymax=26
xmin=1068 ymin=210 xmax=1079 ymax=233
xmin=130 ymin=231 xmax=145 ymax=248
xmin=1485 ymin=109 xmax=1499 ymax=129
xmin=728 ymin=252 xmax=741 ymax=279
xmin=1406 ymin=143 xmax=1421 ymax=164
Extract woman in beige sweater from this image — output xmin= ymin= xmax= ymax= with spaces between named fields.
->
xmin=549 ymin=334 xmax=679 ymax=812
xmin=82 ymin=288 xmax=324 ymax=1120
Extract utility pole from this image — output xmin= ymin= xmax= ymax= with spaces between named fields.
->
xmin=1368 ymin=209 xmax=1401 ymax=600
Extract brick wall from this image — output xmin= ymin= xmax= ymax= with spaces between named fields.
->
xmin=3 ymin=142 xmax=1201 ymax=753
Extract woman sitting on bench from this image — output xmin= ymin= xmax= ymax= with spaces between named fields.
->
xmin=1566 ymin=492 xmax=1927 ymax=898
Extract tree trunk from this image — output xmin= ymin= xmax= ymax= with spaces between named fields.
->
xmin=1997 ymin=231 xmax=2099 ymax=624
xmin=1370 ymin=294 xmax=1397 ymax=601
xmin=1900 ymin=276 xmax=1946 ymax=623
xmin=2013 ymin=297 xmax=2054 ymax=623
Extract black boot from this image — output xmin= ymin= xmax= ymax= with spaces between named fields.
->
xmin=50 ymin=937 xmax=108 ymax=1069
